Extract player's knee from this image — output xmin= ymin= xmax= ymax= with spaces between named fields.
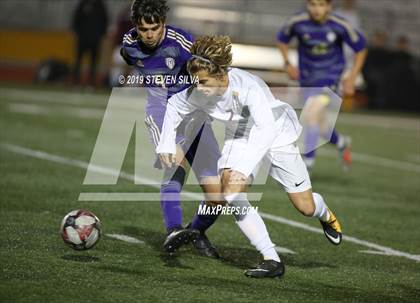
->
xmin=222 ymin=184 xmax=245 ymax=197
xmin=161 ymin=166 xmax=186 ymax=189
xmin=291 ymin=195 xmax=315 ymax=217
xmin=221 ymin=170 xmax=231 ymax=186
xmin=298 ymin=200 xmax=316 ymax=216
xmin=299 ymin=205 xmax=315 ymax=217
xmin=222 ymin=186 xmax=235 ymax=198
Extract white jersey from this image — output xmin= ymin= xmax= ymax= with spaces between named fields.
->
xmin=156 ymin=68 xmax=302 ymax=177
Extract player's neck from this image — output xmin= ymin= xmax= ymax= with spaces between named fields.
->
xmin=310 ymin=14 xmax=330 ymax=24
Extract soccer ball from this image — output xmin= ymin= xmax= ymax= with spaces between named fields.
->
xmin=60 ymin=209 xmax=101 ymax=250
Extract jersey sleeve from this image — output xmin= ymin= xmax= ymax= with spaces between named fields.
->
xmin=232 ymin=86 xmax=278 ymax=177
xmin=156 ymin=91 xmax=197 ymax=155
xmin=121 ymin=30 xmax=138 ymax=65
xmin=343 ymin=28 xmax=366 ymax=52
xmin=277 ymin=15 xmax=301 ymax=43
xmin=178 ymin=30 xmax=194 ymax=62
xmin=167 ymin=27 xmax=194 ymax=63
xmin=277 ymin=22 xmax=295 ymax=44
xmin=336 ymin=18 xmax=366 ymax=52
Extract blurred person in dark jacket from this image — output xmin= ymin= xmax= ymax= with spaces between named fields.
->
xmin=362 ymin=31 xmax=392 ymax=109
xmin=108 ymin=4 xmax=133 ymax=87
xmin=385 ymin=36 xmax=418 ymax=111
xmin=72 ymin=0 xmax=108 ymax=87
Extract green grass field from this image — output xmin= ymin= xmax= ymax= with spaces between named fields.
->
xmin=1 ymin=85 xmax=419 ymax=302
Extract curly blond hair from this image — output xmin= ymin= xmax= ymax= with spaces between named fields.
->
xmin=187 ymin=35 xmax=232 ymax=77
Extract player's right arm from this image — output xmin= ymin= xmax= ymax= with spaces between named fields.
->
xmin=338 ymin=19 xmax=367 ymax=96
xmin=276 ymin=16 xmax=300 ymax=80
xmin=277 ymin=43 xmax=299 ymax=80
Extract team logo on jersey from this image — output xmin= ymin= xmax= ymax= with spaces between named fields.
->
xmin=165 ymin=57 xmax=175 ymax=70
xmin=327 ymin=32 xmax=337 ymax=43
xmin=303 ymin=33 xmax=311 ymax=41
xmin=136 ymin=59 xmax=144 ymax=67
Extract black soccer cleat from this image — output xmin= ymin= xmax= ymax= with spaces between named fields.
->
xmin=192 ymin=233 xmax=220 ymax=259
xmin=163 ymin=228 xmax=200 ymax=253
xmin=244 ymin=259 xmax=285 ymax=279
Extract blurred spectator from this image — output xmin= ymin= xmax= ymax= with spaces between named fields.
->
xmin=335 ymin=0 xmax=360 ymax=29
xmin=363 ymin=33 xmax=419 ymax=111
xmin=108 ymin=4 xmax=133 ymax=87
xmin=362 ymin=31 xmax=392 ymax=109
xmin=72 ymin=0 xmax=108 ymax=87
xmin=385 ymin=36 xmax=418 ymax=111
xmin=335 ymin=0 xmax=361 ymax=73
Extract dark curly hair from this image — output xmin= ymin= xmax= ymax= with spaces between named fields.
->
xmin=131 ymin=0 xmax=169 ymax=25
xmin=187 ymin=36 xmax=233 ymax=77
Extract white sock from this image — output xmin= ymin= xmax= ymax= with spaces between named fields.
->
xmin=225 ymin=193 xmax=280 ymax=262
xmin=303 ymin=157 xmax=315 ymax=170
xmin=337 ymin=135 xmax=345 ymax=150
xmin=312 ymin=192 xmax=330 ymax=222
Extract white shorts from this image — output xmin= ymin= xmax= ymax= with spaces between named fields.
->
xmin=218 ymin=140 xmax=311 ymax=193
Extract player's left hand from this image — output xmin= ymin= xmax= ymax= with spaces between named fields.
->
xmin=159 ymin=153 xmax=176 ymax=168
xmin=229 ymin=170 xmax=247 ymax=183
xmin=342 ymin=76 xmax=356 ymax=96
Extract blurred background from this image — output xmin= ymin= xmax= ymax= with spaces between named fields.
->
xmin=0 ymin=0 xmax=419 ymax=111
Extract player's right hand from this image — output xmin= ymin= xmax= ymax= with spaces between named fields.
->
xmin=159 ymin=153 xmax=176 ymax=168
xmin=286 ymin=64 xmax=299 ymax=81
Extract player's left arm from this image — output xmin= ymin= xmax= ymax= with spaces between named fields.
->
xmin=156 ymin=92 xmax=196 ymax=167
xmin=231 ymin=87 xmax=278 ymax=180
xmin=341 ymin=23 xmax=368 ymax=96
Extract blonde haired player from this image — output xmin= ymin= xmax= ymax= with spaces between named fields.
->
xmin=157 ymin=36 xmax=342 ymax=278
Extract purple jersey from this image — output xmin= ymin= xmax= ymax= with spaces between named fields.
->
xmin=122 ymin=25 xmax=194 ymax=111
xmin=277 ymin=12 xmax=366 ymax=88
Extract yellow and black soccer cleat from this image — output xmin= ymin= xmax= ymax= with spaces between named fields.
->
xmin=320 ymin=209 xmax=342 ymax=245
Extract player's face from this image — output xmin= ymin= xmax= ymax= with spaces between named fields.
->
xmin=136 ymin=18 xmax=165 ymax=48
xmin=307 ymin=0 xmax=332 ymax=22
xmin=194 ymin=70 xmax=228 ymax=97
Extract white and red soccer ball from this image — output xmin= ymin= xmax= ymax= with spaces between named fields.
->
xmin=60 ymin=210 xmax=102 ymax=250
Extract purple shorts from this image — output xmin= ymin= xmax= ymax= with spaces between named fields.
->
xmin=144 ymin=105 xmax=220 ymax=179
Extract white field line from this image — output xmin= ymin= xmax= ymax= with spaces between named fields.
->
xmin=1 ymin=87 xmax=108 ymax=106
xmin=78 ymin=192 xmax=262 ymax=202
xmin=318 ymin=149 xmax=420 ymax=173
xmin=2 ymin=142 xmax=419 ymax=262
xmin=106 ymin=233 xmax=144 ymax=244
xmin=5 ymin=98 xmax=420 ymax=173
xmin=258 ymin=212 xmax=420 ymax=262
xmin=8 ymin=103 xmax=103 ymax=119
xmin=406 ymin=153 xmax=420 ymax=164
xmin=2 ymin=87 xmax=419 ymax=131
xmin=2 ymin=94 xmax=420 ymax=173
xmin=339 ymin=113 xmax=420 ymax=131
xmin=275 ymin=246 xmax=297 ymax=254
xmin=66 ymin=129 xmax=85 ymax=139
xmin=359 ymin=250 xmax=398 ymax=256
